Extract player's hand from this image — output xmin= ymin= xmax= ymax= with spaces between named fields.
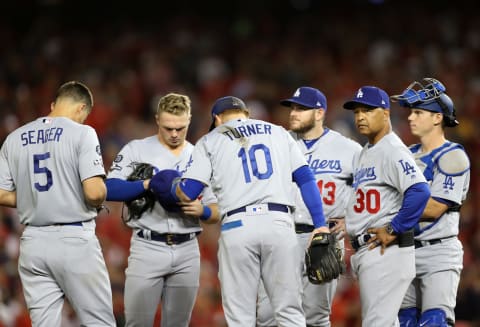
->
xmin=328 ymin=217 xmax=345 ymax=240
xmin=179 ymin=199 xmax=204 ymax=218
xmin=366 ymin=226 xmax=397 ymax=255
xmin=308 ymin=226 xmax=331 ymax=247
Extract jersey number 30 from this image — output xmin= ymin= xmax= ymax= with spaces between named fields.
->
xmin=238 ymin=144 xmax=273 ymax=183
xmin=353 ymin=189 xmax=380 ymax=214
xmin=33 ymin=152 xmax=53 ymax=192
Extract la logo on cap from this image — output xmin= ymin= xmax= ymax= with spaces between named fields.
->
xmin=356 ymin=89 xmax=364 ymax=98
xmin=294 ymin=88 xmax=301 ymax=97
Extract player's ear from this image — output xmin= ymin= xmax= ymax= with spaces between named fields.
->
xmin=214 ymin=114 xmax=222 ymax=127
xmin=383 ymin=109 xmax=390 ymax=121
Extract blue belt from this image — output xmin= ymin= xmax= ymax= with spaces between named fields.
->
xmin=414 ymin=236 xmax=455 ymax=249
xmin=55 ymin=221 xmax=83 ymax=226
xmin=226 ymin=203 xmax=290 ymax=217
xmin=295 ymin=221 xmax=337 ymax=234
xmin=137 ymin=230 xmax=200 ymax=245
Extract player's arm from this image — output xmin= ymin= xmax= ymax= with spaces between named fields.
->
xmin=292 ymin=165 xmax=328 ymax=232
xmin=421 ymin=148 xmax=469 ymax=220
xmin=0 ymin=189 xmax=16 ymax=208
xmin=421 ymin=197 xmax=449 ymax=220
xmin=105 ymin=178 xmax=147 ymax=201
xmin=368 ymin=182 xmax=430 ymax=254
xmin=83 ymin=176 xmax=107 ymax=208
xmin=174 ymin=178 xmax=204 ymax=202
xmin=180 ymin=201 xmax=220 ymax=224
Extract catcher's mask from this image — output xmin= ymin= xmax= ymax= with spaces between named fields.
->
xmin=391 ymin=78 xmax=458 ymax=127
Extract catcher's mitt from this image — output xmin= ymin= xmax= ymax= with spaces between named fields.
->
xmin=149 ymin=169 xmax=182 ymax=212
xmin=305 ymin=232 xmax=345 ymax=284
xmin=124 ymin=162 xmax=155 ymax=222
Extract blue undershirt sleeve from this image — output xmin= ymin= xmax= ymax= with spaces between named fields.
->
xmin=105 ymin=178 xmax=146 ymax=201
xmin=293 ymin=165 xmax=326 ymax=228
xmin=390 ymin=182 xmax=430 ymax=233
xmin=177 ymin=179 xmax=205 ymax=201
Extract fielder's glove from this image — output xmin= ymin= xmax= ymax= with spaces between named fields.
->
xmin=149 ymin=169 xmax=182 ymax=212
xmin=124 ymin=162 xmax=155 ymax=222
xmin=305 ymin=232 xmax=345 ymax=284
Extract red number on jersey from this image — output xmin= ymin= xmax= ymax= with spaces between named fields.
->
xmin=353 ymin=189 xmax=380 ymax=214
xmin=317 ymin=180 xmax=336 ymax=205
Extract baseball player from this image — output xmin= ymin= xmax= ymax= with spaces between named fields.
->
xmin=391 ymin=78 xmax=470 ymax=327
xmin=105 ymin=93 xmax=218 ymax=327
xmin=256 ymin=86 xmax=362 ymax=327
xmin=0 ymin=81 xmax=116 ymax=326
xmin=342 ymin=86 xmax=431 ymax=326
xmin=171 ymin=95 xmax=330 ymax=327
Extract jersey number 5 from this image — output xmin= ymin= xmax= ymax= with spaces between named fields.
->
xmin=238 ymin=144 xmax=273 ymax=183
xmin=33 ymin=152 xmax=53 ymax=192
xmin=353 ymin=189 xmax=380 ymax=214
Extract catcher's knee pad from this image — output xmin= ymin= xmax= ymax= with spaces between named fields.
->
xmin=398 ymin=307 xmax=419 ymax=327
xmin=418 ymin=308 xmax=448 ymax=327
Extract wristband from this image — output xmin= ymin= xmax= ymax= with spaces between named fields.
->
xmin=200 ymin=205 xmax=212 ymax=221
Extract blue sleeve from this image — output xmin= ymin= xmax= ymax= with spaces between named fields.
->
xmin=177 ymin=179 xmax=205 ymax=201
xmin=292 ymin=165 xmax=326 ymax=228
xmin=390 ymin=182 xmax=430 ymax=233
xmin=105 ymin=178 xmax=146 ymax=201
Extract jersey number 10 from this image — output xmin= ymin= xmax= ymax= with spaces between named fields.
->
xmin=238 ymin=144 xmax=273 ymax=183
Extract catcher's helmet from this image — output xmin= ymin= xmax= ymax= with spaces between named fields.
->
xmin=391 ymin=78 xmax=459 ymax=127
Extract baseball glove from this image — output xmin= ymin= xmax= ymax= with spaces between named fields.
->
xmin=305 ymin=232 xmax=345 ymax=284
xmin=124 ymin=162 xmax=155 ymax=222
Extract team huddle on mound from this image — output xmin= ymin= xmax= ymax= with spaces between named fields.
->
xmin=0 ymin=77 xmax=469 ymax=327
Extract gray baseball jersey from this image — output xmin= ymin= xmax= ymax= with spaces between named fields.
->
xmin=183 ymin=119 xmax=306 ymax=214
xmin=291 ymin=129 xmax=362 ymax=224
xmin=107 ymin=135 xmax=216 ymax=233
xmin=107 ymin=135 xmax=215 ymax=327
xmin=184 ymin=118 xmax=309 ymax=326
xmin=257 ymin=129 xmax=362 ymax=327
xmin=347 ymin=132 xmax=427 ymax=236
xmin=409 ymin=141 xmax=470 ymax=240
xmin=401 ymin=141 xmax=469 ymax=323
xmin=0 ymin=117 xmax=105 ymax=225
xmin=348 ymin=131 xmax=426 ymax=327
xmin=0 ymin=116 xmax=115 ymax=326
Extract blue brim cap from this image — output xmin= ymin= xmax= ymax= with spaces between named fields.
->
xmin=343 ymin=86 xmax=390 ymax=110
xmin=209 ymin=96 xmax=248 ymax=131
xmin=280 ymin=86 xmax=327 ymax=110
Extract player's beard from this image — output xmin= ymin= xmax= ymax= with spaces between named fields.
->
xmin=290 ymin=112 xmax=316 ymax=135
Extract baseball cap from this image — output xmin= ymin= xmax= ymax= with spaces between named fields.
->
xmin=280 ymin=86 xmax=327 ymax=110
xmin=343 ymin=86 xmax=390 ymax=110
xmin=209 ymin=96 xmax=248 ymax=131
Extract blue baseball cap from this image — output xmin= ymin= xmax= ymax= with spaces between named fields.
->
xmin=280 ymin=86 xmax=327 ymax=110
xmin=343 ymin=86 xmax=390 ymax=110
xmin=209 ymin=96 xmax=248 ymax=131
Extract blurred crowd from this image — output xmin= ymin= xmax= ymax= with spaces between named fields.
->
xmin=1 ymin=0 xmax=479 ymax=326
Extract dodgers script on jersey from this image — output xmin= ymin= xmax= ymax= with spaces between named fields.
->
xmin=107 ymin=136 xmax=216 ymax=232
xmin=0 ymin=117 xmax=105 ymax=225
xmin=410 ymin=142 xmax=470 ymax=240
xmin=289 ymin=129 xmax=362 ymax=224
xmin=346 ymin=132 xmax=427 ymax=236
xmin=183 ymin=118 xmax=307 ymax=216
